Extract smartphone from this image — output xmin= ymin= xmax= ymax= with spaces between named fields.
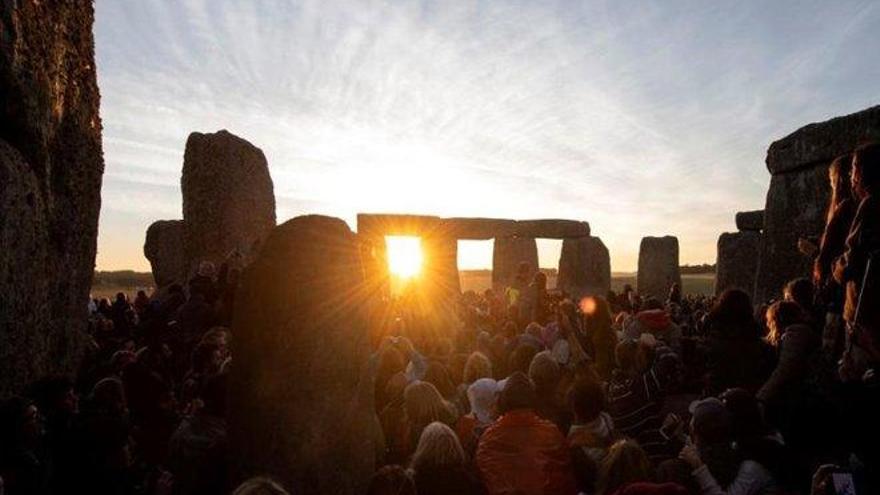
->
xmin=659 ymin=421 xmax=677 ymax=441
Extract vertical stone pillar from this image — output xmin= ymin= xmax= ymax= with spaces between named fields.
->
xmin=229 ymin=215 xmax=377 ymax=495
xmin=715 ymin=231 xmax=762 ymax=295
xmin=557 ymin=236 xmax=611 ymax=300
xmin=637 ymin=236 xmax=681 ymax=300
xmin=492 ymin=236 xmax=539 ymax=291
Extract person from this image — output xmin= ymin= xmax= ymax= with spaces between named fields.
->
xmin=581 ymin=296 xmax=618 ymax=379
xmin=476 ymin=372 xmax=577 ymax=495
xmin=0 ymin=397 xmax=45 ymax=495
xmin=455 ymin=378 xmax=499 ymax=455
xmin=398 ymin=381 xmax=457 ymax=459
xmin=567 ymin=379 xmax=618 ymax=494
xmin=456 ymin=352 xmax=493 ymax=413
xmin=409 ymin=422 xmax=486 ymax=495
xmin=704 ymin=290 xmax=775 ymax=395
xmin=834 ymin=142 xmax=880 ymax=379
xmin=367 ymin=465 xmax=417 ymax=495
xmin=813 ymin=155 xmax=857 ymax=358
xmin=624 ymin=298 xmax=683 ymax=354
xmin=783 ymin=278 xmax=820 ymax=327
xmin=678 ymin=398 xmax=777 ymax=495
xmin=596 ymin=440 xmax=653 ymax=495
xmin=606 ymin=340 xmax=674 ymax=463
xmin=757 ymin=301 xmax=819 ymax=406
xmin=167 ymin=373 xmax=229 ymax=495
xmin=528 ymin=351 xmax=567 ymax=431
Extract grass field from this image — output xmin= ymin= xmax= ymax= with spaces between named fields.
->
xmin=92 ymin=270 xmax=716 ymax=300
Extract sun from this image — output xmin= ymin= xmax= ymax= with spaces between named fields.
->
xmin=385 ymin=236 xmax=423 ymax=279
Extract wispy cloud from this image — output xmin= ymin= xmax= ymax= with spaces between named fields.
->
xmin=94 ymin=0 xmax=880 ymax=271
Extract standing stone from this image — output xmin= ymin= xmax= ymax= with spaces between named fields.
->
xmin=755 ymin=106 xmax=880 ymax=302
xmin=0 ymin=1 xmax=103 ymax=397
xmin=144 ymin=220 xmax=186 ymax=288
xmin=492 ymin=236 xmax=539 ymax=290
xmin=229 ymin=215 xmax=377 ymax=495
xmin=735 ymin=210 xmax=764 ymax=232
xmin=715 ymin=232 xmax=762 ymax=295
xmin=557 ymin=236 xmax=611 ymax=299
xmin=422 ymin=236 xmax=461 ymax=296
xmin=181 ymin=130 xmax=276 ymax=276
xmin=637 ymin=236 xmax=681 ymax=300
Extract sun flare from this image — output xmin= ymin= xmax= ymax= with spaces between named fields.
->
xmin=385 ymin=236 xmax=423 ymax=279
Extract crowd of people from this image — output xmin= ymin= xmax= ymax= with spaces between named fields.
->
xmin=0 ymin=142 xmax=878 ymax=495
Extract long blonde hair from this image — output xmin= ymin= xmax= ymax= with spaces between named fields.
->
xmin=596 ymin=440 xmax=652 ymax=495
xmin=410 ymin=422 xmax=466 ymax=472
xmin=404 ymin=381 xmax=455 ymax=428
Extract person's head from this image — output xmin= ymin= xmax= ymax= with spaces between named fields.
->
xmin=463 ymin=352 xmax=492 ymax=384
xmin=528 ymin=350 xmax=560 ymax=395
xmin=533 ymin=271 xmax=547 ymax=290
xmin=851 ymin=142 xmax=880 ymax=199
xmin=689 ymin=398 xmax=732 ymax=448
xmin=90 ymin=377 xmax=128 ymax=416
xmin=765 ymin=300 xmax=806 ymax=346
xmin=597 ymin=439 xmax=652 ymax=495
xmin=231 ymin=477 xmax=289 ymax=495
xmin=783 ymin=278 xmax=813 ymax=311
xmin=509 ymin=343 xmax=539 ymax=375
xmin=642 ymin=297 xmax=663 ymax=311
xmin=467 ymin=378 xmax=500 ymax=423
xmin=403 ymin=381 xmax=452 ymax=427
xmin=366 ymin=465 xmax=417 ymax=495
xmin=423 ymin=362 xmax=456 ymax=399
xmin=497 ymin=371 xmax=536 ymax=414
xmin=568 ymin=378 xmax=606 ymax=424
xmin=614 ymin=340 xmax=651 ymax=375
xmin=136 ymin=289 xmax=147 ymax=299
xmin=410 ymin=421 xmax=466 ymax=472
xmin=828 ymin=154 xmax=854 ymax=218
xmin=707 ymin=289 xmax=757 ymax=338
xmin=116 ymin=292 xmax=126 ymax=303
xmin=191 ymin=341 xmax=224 ymax=375
xmin=719 ymin=388 xmax=767 ymax=440
xmin=201 ymin=326 xmax=231 ymax=358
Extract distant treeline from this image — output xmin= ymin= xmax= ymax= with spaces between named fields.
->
xmin=93 ymin=270 xmax=153 ymax=288
xmin=680 ymin=264 xmax=715 ymax=274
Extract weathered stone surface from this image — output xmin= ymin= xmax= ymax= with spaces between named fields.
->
xmin=442 ymin=217 xmax=517 ymax=240
xmin=637 ymin=236 xmax=681 ymax=300
xmin=356 ymin=214 xmax=589 ymax=240
xmin=766 ymin=106 xmax=880 ymax=174
xmin=182 ymin=130 xmax=276 ymax=276
xmin=422 ymin=236 xmax=461 ymax=296
xmin=492 ymin=237 xmax=539 ymax=290
xmin=229 ymin=215 xmax=377 ymax=495
xmin=0 ymin=1 xmax=103 ymax=397
xmin=754 ymin=164 xmax=829 ymax=302
xmin=715 ymin=232 xmax=761 ymax=295
xmin=357 ymin=213 xmax=442 ymax=238
xmin=514 ymin=219 xmax=590 ymax=239
xmin=735 ymin=210 xmax=764 ymax=232
xmin=557 ymin=236 xmax=611 ymax=299
xmin=144 ymin=220 xmax=186 ymax=288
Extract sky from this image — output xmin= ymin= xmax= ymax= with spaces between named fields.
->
xmin=94 ymin=0 xmax=880 ymax=272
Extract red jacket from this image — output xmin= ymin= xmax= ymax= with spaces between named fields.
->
xmin=476 ymin=410 xmax=577 ymax=495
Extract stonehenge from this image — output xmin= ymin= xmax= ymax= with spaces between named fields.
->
xmin=735 ymin=210 xmax=764 ymax=232
xmin=557 ymin=237 xmax=611 ymax=299
xmin=754 ymin=105 xmax=880 ymax=302
xmin=144 ymin=130 xmax=276 ymax=288
xmin=356 ymin=214 xmax=598 ymax=297
xmin=714 ymin=210 xmax=763 ymax=295
xmin=637 ymin=236 xmax=681 ymax=300
xmin=229 ymin=215 xmax=377 ymax=495
xmin=0 ymin=0 xmax=104 ymax=397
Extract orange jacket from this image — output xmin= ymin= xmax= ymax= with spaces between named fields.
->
xmin=476 ymin=410 xmax=577 ymax=495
